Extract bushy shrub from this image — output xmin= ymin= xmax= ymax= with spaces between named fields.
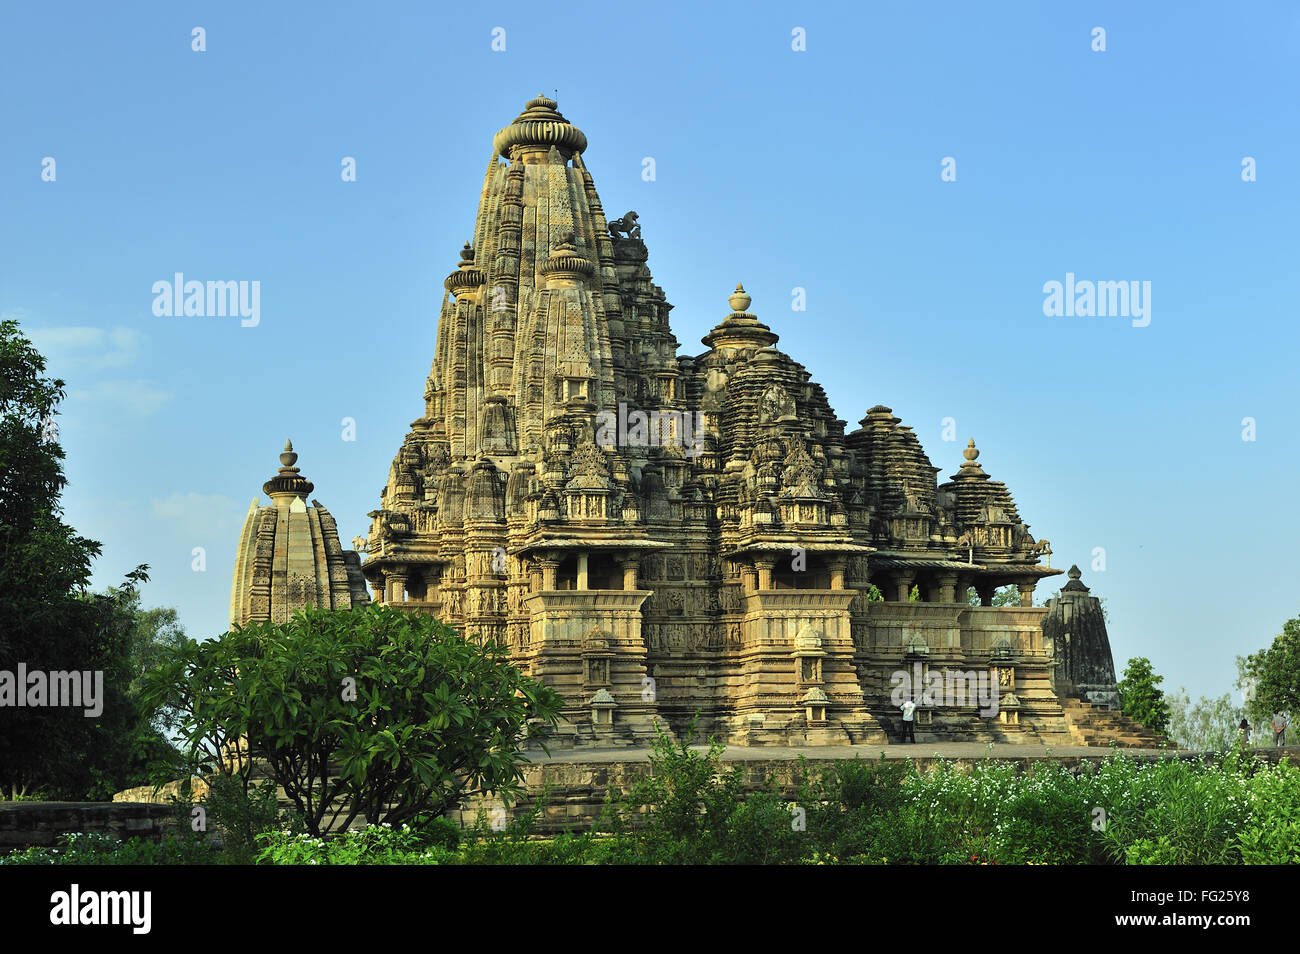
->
xmin=2 ymin=831 xmax=216 ymax=866
xmin=256 ymin=824 xmax=456 ymax=865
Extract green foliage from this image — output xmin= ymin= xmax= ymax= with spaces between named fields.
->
xmin=1166 ymin=689 xmax=1246 ymax=751
xmin=1238 ymin=617 xmax=1299 ymax=728
xmin=0 ymin=831 xmax=216 ymax=866
xmin=144 ymin=603 xmax=563 ymax=836
xmin=599 ymin=717 xmax=805 ymax=864
xmin=1118 ymin=657 xmax=1171 ymax=735
xmin=10 ymin=751 xmax=1300 ymax=865
xmin=256 ymin=824 xmax=456 ymax=865
xmin=864 ymin=584 xmax=884 ymax=603
xmin=200 ymin=775 xmax=292 ymax=865
xmin=0 ymin=319 xmax=179 ymax=800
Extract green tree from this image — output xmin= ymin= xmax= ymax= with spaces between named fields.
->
xmin=1118 ymin=657 xmax=1171 ymax=736
xmin=145 ymin=604 xmax=563 ymax=837
xmin=1166 ymin=689 xmax=1246 ymax=751
xmin=1238 ymin=617 xmax=1300 ymax=730
xmin=0 ymin=319 xmax=164 ymax=799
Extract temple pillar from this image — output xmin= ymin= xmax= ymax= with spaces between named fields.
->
xmin=975 ymin=581 xmax=995 ymax=606
xmin=538 ymin=558 xmax=559 ymax=591
xmin=620 ymin=557 xmax=640 ymax=591
xmin=577 ymin=552 xmax=589 ymax=590
xmin=756 ymin=559 xmax=775 ymax=591
xmin=1018 ymin=581 xmax=1036 ymax=607
xmin=896 ymin=573 xmax=915 ymax=603
xmin=938 ymin=573 xmax=958 ymax=603
xmin=386 ymin=571 xmax=408 ymax=603
xmin=828 ymin=558 xmax=846 ymax=591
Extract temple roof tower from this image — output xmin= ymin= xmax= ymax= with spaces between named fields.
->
xmin=229 ymin=441 xmax=369 ymax=627
xmin=340 ymin=94 xmax=1116 ymax=749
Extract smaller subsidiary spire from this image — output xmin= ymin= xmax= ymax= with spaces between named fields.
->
xmin=1062 ymin=564 xmax=1090 ymax=592
xmin=263 ymin=438 xmax=315 ymax=508
xmin=951 ymin=438 xmax=989 ymax=481
xmin=701 ymin=282 xmax=779 ymax=351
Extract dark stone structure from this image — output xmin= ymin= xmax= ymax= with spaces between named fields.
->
xmin=1042 ymin=565 xmax=1120 ymax=707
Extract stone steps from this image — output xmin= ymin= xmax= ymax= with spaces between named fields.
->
xmin=1060 ymin=698 xmax=1166 ymax=748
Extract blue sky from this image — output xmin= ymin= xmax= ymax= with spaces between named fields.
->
xmin=3 ymin=1 xmax=1297 ymax=703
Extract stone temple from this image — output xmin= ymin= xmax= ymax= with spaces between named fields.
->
xmin=230 ymin=96 xmax=1158 ymax=748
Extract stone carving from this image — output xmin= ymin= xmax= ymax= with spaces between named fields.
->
xmin=759 ymin=384 xmax=795 ymax=423
xmin=235 ymin=96 xmax=1135 ymax=751
xmin=608 ymin=211 xmax=641 ymax=240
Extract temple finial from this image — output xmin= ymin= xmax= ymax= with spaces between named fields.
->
xmin=728 ymin=283 xmax=752 ymax=313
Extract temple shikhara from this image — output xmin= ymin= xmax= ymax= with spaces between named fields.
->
xmin=231 ymin=96 xmax=1158 ymax=749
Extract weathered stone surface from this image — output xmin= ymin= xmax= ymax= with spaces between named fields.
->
xmin=0 ymin=802 xmax=176 ymax=851
xmin=229 ymin=440 xmax=369 ymax=627
xmin=231 ymin=96 xmax=1138 ymax=750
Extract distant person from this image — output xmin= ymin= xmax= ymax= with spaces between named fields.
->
xmin=1272 ymin=711 xmax=1288 ymax=747
xmin=900 ymin=698 xmax=916 ymax=743
xmin=1238 ymin=717 xmax=1250 ymax=748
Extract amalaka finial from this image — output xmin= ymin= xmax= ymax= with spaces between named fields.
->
xmin=1068 ymin=564 xmax=1082 ymax=580
xmin=280 ymin=440 xmax=298 ymax=468
xmin=963 ymin=439 xmax=979 ymax=462
xmin=728 ymin=284 xmax=752 ymax=313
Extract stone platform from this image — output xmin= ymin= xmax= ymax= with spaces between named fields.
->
xmin=449 ymin=743 xmax=1300 ymax=834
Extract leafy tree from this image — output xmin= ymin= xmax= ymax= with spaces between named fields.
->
xmin=145 ymin=604 xmax=563 ymax=837
xmin=1166 ymin=689 xmax=1246 ymax=751
xmin=0 ymin=319 xmax=168 ymax=799
xmin=1118 ymin=657 xmax=1171 ymax=735
xmin=1238 ymin=617 xmax=1300 ymax=729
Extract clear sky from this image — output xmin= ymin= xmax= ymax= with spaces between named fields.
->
xmin=3 ymin=1 xmax=1297 ymax=703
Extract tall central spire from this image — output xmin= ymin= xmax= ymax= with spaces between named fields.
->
xmin=419 ymin=95 xmax=677 ymax=463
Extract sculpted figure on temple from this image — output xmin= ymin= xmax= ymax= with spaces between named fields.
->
xmin=608 ymin=211 xmax=641 ymax=240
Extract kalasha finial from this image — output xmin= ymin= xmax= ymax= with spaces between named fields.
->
xmin=963 ymin=439 xmax=979 ymax=462
xmin=728 ymin=283 xmax=752 ymax=313
xmin=460 ymin=241 xmax=473 ymax=262
xmin=280 ymin=439 xmax=298 ymax=469
xmin=1068 ymin=564 xmax=1082 ymax=581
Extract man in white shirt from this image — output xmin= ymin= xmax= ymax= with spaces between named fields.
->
xmin=900 ymin=698 xmax=916 ymax=743
xmin=1272 ymin=711 xmax=1288 ymax=747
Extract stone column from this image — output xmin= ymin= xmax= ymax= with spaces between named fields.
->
xmin=756 ymin=558 xmax=776 ymax=591
xmin=741 ymin=564 xmax=759 ymax=594
xmin=577 ymin=552 xmax=589 ymax=590
xmin=975 ymin=581 xmax=995 ymax=606
xmin=538 ymin=558 xmax=559 ymax=591
xmin=938 ymin=573 xmax=958 ymax=603
xmin=620 ymin=557 xmax=640 ymax=591
xmin=1018 ymin=581 xmax=1035 ymax=607
xmin=896 ymin=573 xmax=915 ymax=603
xmin=386 ymin=570 xmax=408 ymax=604
xmin=828 ymin=558 xmax=846 ymax=591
